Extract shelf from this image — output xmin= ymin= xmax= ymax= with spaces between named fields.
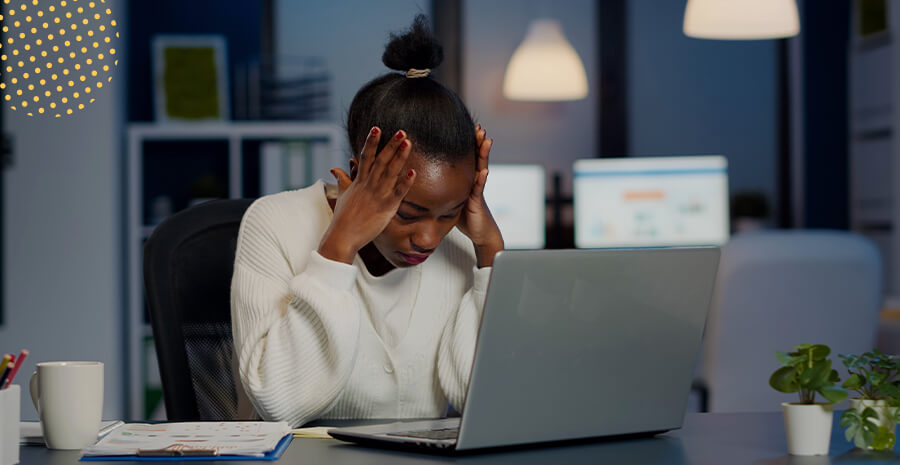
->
xmin=852 ymin=30 xmax=891 ymax=52
xmin=853 ymin=221 xmax=893 ymax=232
xmin=850 ymin=40 xmax=893 ymax=134
xmin=128 ymin=121 xmax=343 ymax=140
xmin=848 ymin=4 xmax=900 ymax=298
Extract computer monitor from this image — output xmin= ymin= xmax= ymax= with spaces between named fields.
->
xmin=573 ymin=156 xmax=729 ymax=248
xmin=482 ymin=164 xmax=546 ymax=249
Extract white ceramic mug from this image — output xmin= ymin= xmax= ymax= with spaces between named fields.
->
xmin=29 ymin=361 xmax=103 ymax=450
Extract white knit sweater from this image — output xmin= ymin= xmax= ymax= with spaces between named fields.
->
xmin=230 ymin=181 xmax=491 ymax=427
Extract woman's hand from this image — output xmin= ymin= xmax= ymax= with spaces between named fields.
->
xmin=456 ymin=124 xmax=505 ymax=268
xmin=318 ymin=127 xmax=416 ymax=264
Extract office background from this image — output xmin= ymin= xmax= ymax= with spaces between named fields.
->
xmin=0 ymin=0 xmax=877 ymax=420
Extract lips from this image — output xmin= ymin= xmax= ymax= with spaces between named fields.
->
xmin=398 ymin=252 xmax=431 ymax=265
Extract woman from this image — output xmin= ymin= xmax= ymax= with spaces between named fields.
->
xmin=230 ymin=15 xmax=504 ymax=427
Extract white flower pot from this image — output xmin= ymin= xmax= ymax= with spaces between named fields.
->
xmin=782 ymin=402 xmax=834 ymax=455
xmin=849 ymin=398 xmax=896 ymax=450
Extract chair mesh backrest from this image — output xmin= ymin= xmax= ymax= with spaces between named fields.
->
xmin=182 ymin=322 xmax=236 ymax=420
xmin=171 ymin=223 xmax=242 ymax=420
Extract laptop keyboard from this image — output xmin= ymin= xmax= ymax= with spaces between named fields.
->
xmin=386 ymin=427 xmax=459 ymax=441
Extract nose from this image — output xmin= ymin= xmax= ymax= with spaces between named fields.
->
xmin=410 ymin=220 xmax=442 ymax=253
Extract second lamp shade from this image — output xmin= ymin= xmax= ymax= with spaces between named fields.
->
xmin=683 ymin=0 xmax=800 ymax=40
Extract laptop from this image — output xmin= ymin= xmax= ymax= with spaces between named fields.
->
xmin=329 ymin=247 xmax=720 ymax=452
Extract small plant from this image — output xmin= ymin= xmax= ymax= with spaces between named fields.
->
xmin=840 ymin=349 xmax=900 ymax=400
xmin=841 ymin=408 xmax=896 ymax=450
xmin=838 ymin=349 xmax=900 ymax=450
xmin=769 ymin=343 xmax=848 ymax=404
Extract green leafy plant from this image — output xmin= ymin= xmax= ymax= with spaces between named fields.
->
xmin=840 ymin=349 xmax=900 ymax=400
xmin=838 ymin=349 xmax=900 ymax=450
xmin=769 ymin=343 xmax=848 ymax=404
xmin=840 ymin=408 xmax=895 ymax=450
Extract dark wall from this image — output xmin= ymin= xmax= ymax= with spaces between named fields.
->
xmin=599 ymin=0 xmax=627 ymax=158
xmin=126 ymin=0 xmax=263 ymax=121
xmin=801 ymin=1 xmax=851 ymax=228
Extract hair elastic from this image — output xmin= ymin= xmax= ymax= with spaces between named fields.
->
xmin=405 ymin=68 xmax=430 ymax=78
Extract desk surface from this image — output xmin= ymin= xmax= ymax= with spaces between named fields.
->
xmin=19 ymin=412 xmax=900 ymax=464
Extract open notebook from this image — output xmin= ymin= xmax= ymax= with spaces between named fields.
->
xmin=81 ymin=422 xmax=292 ymax=460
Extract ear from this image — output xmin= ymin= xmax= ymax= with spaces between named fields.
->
xmin=349 ymin=157 xmax=359 ymax=180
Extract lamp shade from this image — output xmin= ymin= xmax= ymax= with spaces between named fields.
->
xmin=502 ymin=19 xmax=588 ymax=101
xmin=683 ymin=0 xmax=800 ymax=40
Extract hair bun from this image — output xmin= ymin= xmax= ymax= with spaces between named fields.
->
xmin=382 ymin=14 xmax=444 ymax=72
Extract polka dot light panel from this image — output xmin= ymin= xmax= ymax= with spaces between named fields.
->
xmin=1 ymin=0 xmax=118 ymax=117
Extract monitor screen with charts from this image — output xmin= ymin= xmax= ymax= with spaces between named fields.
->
xmin=482 ymin=164 xmax=545 ymax=249
xmin=573 ymin=156 xmax=729 ymax=248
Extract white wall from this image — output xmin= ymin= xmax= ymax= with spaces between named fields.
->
xmin=1 ymin=0 xmax=125 ymax=421
xmin=462 ymin=0 xmax=597 ymax=195
xmin=628 ymin=0 xmax=778 ymax=218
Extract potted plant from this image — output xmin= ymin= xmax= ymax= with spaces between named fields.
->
xmin=770 ymin=343 xmax=848 ymax=455
xmin=839 ymin=349 xmax=900 ymax=450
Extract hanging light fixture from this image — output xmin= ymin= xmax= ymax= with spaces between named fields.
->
xmin=502 ymin=19 xmax=589 ymax=101
xmin=683 ymin=0 xmax=800 ymax=40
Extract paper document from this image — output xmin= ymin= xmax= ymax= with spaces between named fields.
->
xmin=82 ymin=421 xmax=291 ymax=457
xmin=291 ymin=426 xmax=335 ymax=439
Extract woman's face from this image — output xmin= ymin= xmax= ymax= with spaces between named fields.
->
xmin=365 ymin=152 xmax=475 ymax=268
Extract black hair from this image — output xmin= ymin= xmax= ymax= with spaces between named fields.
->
xmin=346 ymin=15 xmax=477 ymax=165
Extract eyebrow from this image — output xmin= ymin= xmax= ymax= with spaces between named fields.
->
xmin=401 ymin=200 xmax=466 ymax=212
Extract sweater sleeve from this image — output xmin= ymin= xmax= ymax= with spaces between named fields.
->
xmin=230 ymin=200 xmax=361 ymax=427
xmin=436 ymin=265 xmax=491 ymax=411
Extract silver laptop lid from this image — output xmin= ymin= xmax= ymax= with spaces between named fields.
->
xmin=456 ymin=247 xmax=719 ymax=450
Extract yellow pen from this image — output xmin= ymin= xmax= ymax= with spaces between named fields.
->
xmin=0 ymin=354 xmax=11 ymax=377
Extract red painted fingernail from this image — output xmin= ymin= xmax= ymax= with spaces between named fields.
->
xmin=395 ymin=130 xmax=404 ymax=140
xmin=401 ymin=140 xmax=409 ymax=149
xmin=407 ymin=169 xmax=414 ymax=178
xmin=371 ymin=127 xmax=379 ymax=135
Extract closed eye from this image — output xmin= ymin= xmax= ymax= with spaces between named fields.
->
xmin=396 ymin=211 xmax=419 ymax=221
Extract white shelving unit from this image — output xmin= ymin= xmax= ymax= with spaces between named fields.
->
xmin=126 ymin=121 xmax=345 ymax=419
xmin=848 ymin=2 xmax=898 ymax=299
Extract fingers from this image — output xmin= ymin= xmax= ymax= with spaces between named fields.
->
xmin=477 ymin=137 xmax=492 ymax=173
xmin=370 ymin=129 xmax=410 ymax=181
xmin=475 ymin=124 xmax=485 ymax=147
xmin=471 ymin=168 xmax=488 ymax=200
xmin=473 ymin=124 xmax=491 ymax=172
xmin=395 ymin=168 xmax=417 ymax=198
xmin=384 ymin=137 xmax=413 ymax=182
xmin=330 ymin=168 xmax=353 ymax=194
xmin=358 ymin=126 xmax=382 ymax=178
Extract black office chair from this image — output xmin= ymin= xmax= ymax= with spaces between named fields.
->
xmin=143 ymin=198 xmax=255 ymax=421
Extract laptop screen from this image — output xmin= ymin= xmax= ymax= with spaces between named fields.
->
xmin=573 ymin=156 xmax=729 ymax=248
